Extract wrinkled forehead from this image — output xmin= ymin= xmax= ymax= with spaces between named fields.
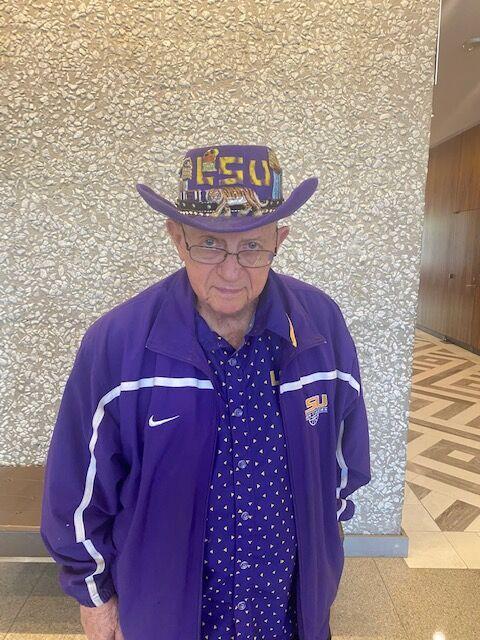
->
xmin=181 ymin=220 xmax=279 ymax=240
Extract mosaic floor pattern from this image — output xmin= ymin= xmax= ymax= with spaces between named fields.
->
xmin=402 ymin=329 xmax=480 ymax=568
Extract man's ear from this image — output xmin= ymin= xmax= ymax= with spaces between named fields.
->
xmin=165 ymin=219 xmax=176 ymax=240
xmin=277 ymin=224 xmax=290 ymax=246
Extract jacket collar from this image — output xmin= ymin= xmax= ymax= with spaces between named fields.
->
xmin=145 ymin=267 xmax=325 ymax=373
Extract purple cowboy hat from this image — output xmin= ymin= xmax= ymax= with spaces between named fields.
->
xmin=136 ymin=144 xmax=318 ymax=232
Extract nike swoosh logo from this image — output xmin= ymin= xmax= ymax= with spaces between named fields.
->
xmin=148 ymin=415 xmax=180 ymax=427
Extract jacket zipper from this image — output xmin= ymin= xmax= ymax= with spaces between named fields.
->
xmin=278 ymin=334 xmax=327 ymax=640
xmin=196 ymin=397 xmax=220 ymax=640
xmin=278 ymin=386 xmax=306 ymax=640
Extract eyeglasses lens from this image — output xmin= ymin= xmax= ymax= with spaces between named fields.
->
xmin=189 ymin=246 xmax=273 ymax=267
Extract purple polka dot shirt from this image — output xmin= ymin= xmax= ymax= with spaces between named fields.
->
xmin=195 ymin=286 xmax=300 ymax=640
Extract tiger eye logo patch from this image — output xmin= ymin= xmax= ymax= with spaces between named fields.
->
xmin=305 ymin=394 xmax=328 ymax=426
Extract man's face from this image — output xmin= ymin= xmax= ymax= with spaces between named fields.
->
xmin=166 ymin=219 xmax=290 ymax=318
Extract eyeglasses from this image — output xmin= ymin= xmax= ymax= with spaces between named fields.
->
xmin=180 ymin=224 xmax=278 ymax=268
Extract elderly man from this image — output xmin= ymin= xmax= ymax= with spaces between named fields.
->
xmin=41 ymin=144 xmax=371 ymax=640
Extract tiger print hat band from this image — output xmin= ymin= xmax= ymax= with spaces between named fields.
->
xmin=136 ymin=144 xmax=318 ymax=232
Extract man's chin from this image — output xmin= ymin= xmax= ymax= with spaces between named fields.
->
xmin=215 ymin=302 xmax=245 ymax=316
xmin=212 ymin=295 xmax=247 ymax=316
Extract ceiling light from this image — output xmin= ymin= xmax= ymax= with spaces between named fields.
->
xmin=462 ymin=36 xmax=480 ymax=52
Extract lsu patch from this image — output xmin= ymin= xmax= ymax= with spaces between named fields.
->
xmin=305 ymin=394 xmax=328 ymax=426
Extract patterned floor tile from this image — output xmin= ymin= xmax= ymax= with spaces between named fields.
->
xmin=403 ymin=330 xmax=480 ymax=568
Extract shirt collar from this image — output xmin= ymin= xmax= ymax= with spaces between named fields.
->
xmin=248 ymin=271 xmax=292 ymax=342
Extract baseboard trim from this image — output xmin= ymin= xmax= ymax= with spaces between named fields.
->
xmin=343 ymin=531 xmax=409 ymax=557
xmin=0 ymin=531 xmax=51 ymax=559
xmin=0 ymin=529 xmax=410 ymax=560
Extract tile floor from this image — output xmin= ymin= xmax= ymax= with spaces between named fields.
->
xmin=0 ymin=328 xmax=479 ymax=639
xmin=402 ymin=329 xmax=480 ymax=570
xmin=0 ymin=556 xmax=479 ymax=639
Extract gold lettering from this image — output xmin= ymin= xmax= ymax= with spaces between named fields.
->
xmin=219 ymin=156 xmax=244 ymax=185
xmin=305 ymin=394 xmax=328 ymax=409
xmin=249 ymin=159 xmax=271 ymax=186
xmin=270 ymin=370 xmax=280 ymax=386
xmin=305 ymin=395 xmax=319 ymax=409
xmin=249 ymin=160 xmax=261 ymax=185
xmin=262 ymin=159 xmax=271 ymax=186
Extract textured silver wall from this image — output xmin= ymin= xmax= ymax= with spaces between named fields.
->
xmin=1 ymin=1 xmax=438 ymax=534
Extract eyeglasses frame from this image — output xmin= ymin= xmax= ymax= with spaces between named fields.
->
xmin=180 ymin=223 xmax=279 ymax=268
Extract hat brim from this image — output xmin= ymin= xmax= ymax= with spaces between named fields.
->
xmin=135 ymin=177 xmax=318 ymax=232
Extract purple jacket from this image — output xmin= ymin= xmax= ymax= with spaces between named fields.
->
xmin=41 ymin=266 xmax=371 ymax=640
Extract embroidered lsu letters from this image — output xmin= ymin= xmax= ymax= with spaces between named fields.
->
xmin=304 ymin=394 xmax=328 ymax=426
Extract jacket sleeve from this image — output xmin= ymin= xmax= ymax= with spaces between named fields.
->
xmin=40 ymin=330 xmax=126 ymax=607
xmin=336 ymin=342 xmax=371 ymax=522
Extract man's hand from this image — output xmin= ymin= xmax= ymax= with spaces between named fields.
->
xmin=80 ymin=594 xmax=124 ymax=640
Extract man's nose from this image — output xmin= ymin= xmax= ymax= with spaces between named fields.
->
xmin=216 ymin=251 xmax=244 ymax=279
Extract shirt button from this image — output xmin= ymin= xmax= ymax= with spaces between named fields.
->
xmin=238 ymin=460 xmax=247 ymax=469
xmin=237 ymin=601 xmax=246 ymax=610
xmin=228 ymin=357 xmax=237 ymax=366
xmin=232 ymin=408 xmax=243 ymax=417
xmin=240 ymin=561 xmax=250 ymax=569
xmin=241 ymin=511 xmax=250 ymax=520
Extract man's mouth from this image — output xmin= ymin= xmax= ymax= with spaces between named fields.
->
xmin=216 ymin=287 xmax=242 ymax=294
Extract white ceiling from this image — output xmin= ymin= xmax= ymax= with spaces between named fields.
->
xmin=429 ymin=0 xmax=480 ymax=147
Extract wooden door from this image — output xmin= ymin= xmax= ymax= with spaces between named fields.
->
xmin=417 ymin=137 xmax=462 ymax=334
xmin=455 ymin=127 xmax=480 ymax=212
xmin=446 ymin=210 xmax=480 ymax=346
xmin=471 ymin=212 xmax=480 ymax=351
